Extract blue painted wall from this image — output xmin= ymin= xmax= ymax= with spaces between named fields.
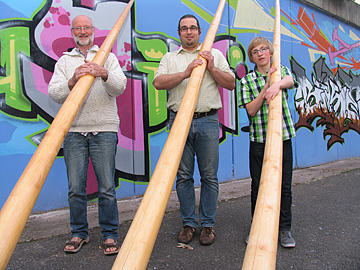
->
xmin=0 ymin=0 xmax=359 ymax=213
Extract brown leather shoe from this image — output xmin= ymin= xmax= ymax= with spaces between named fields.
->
xmin=178 ymin=225 xmax=196 ymax=244
xmin=200 ymin=227 xmax=216 ymax=245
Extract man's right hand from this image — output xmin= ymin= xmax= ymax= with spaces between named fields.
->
xmin=68 ymin=63 xmax=93 ymax=90
xmin=184 ymin=58 xmax=203 ymax=78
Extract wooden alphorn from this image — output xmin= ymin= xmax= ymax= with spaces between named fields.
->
xmin=242 ymin=0 xmax=283 ymax=269
xmin=0 ymin=1 xmax=134 ymax=269
xmin=112 ymin=0 xmax=227 ymax=269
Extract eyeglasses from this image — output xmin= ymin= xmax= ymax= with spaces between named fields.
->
xmin=179 ymin=26 xmax=198 ymax=33
xmin=251 ymin=47 xmax=269 ymax=56
xmin=71 ymin=26 xmax=94 ymax=32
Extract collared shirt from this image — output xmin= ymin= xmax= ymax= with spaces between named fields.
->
xmin=74 ymin=45 xmax=96 ymax=58
xmin=238 ymin=65 xmax=298 ymax=143
xmin=154 ymin=44 xmax=235 ymax=113
xmin=80 ymin=132 xmax=99 ymax=137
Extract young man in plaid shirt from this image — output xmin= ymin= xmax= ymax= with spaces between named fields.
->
xmin=239 ymin=37 xmax=298 ymax=248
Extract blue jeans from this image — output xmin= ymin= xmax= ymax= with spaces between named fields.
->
xmin=169 ymin=111 xmax=219 ymax=229
xmin=249 ymin=139 xmax=293 ymax=231
xmin=63 ymin=132 xmax=119 ymax=240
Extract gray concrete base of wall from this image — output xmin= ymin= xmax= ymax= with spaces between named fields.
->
xmin=20 ymin=157 xmax=360 ymax=243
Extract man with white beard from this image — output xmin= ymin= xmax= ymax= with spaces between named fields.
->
xmin=48 ymin=15 xmax=127 ymax=255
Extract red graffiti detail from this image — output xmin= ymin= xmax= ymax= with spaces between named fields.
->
xmin=43 ymin=20 xmax=51 ymax=29
xmin=297 ymin=7 xmax=338 ymax=56
xmin=124 ymin=42 xmax=131 ymax=52
xmin=49 ymin=7 xmax=59 ymax=14
xmin=58 ymin=14 xmax=70 ymax=26
xmin=118 ymin=79 xmax=134 ymax=140
xmin=119 ymin=60 xmax=126 ymax=67
xmin=342 ymin=56 xmax=360 ymax=71
xmin=236 ymin=64 xmax=247 ymax=79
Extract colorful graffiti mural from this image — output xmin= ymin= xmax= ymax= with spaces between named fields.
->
xmin=0 ymin=0 xmax=359 ymax=212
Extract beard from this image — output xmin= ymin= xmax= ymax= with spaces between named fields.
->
xmin=73 ymin=32 xmax=94 ymax=47
xmin=185 ymin=40 xmax=195 ymax=47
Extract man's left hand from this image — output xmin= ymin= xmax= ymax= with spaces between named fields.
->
xmin=84 ymin=60 xmax=108 ymax=81
xmin=199 ymin=50 xmax=215 ymax=71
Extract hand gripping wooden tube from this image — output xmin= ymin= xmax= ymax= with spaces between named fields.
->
xmin=111 ymin=0 xmax=227 ymax=269
xmin=0 ymin=1 xmax=134 ymax=269
xmin=241 ymin=0 xmax=283 ymax=269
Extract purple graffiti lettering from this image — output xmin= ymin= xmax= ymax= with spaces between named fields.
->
xmin=329 ymin=28 xmax=360 ymax=65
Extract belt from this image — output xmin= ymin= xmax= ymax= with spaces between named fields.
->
xmin=171 ymin=109 xmax=217 ymax=119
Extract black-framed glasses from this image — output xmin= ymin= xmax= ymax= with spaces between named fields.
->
xmin=251 ymin=47 xmax=269 ymax=56
xmin=179 ymin=26 xmax=198 ymax=33
xmin=71 ymin=26 xmax=94 ymax=32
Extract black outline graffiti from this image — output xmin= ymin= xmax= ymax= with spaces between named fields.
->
xmin=291 ymin=56 xmax=360 ymax=150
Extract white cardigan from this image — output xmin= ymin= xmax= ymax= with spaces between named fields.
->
xmin=48 ymin=45 xmax=127 ymax=133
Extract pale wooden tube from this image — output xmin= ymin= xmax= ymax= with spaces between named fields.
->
xmin=241 ymin=0 xmax=282 ymax=269
xmin=111 ymin=1 xmax=227 ymax=269
xmin=0 ymin=1 xmax=134 ymax=269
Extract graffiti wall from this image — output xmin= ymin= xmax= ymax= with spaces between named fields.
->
xmin=0 ymin=0 xmax=359 ymax=212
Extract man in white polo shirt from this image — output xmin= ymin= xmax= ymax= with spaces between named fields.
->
xmin=153 ymin=14 xmax=235 ymax=246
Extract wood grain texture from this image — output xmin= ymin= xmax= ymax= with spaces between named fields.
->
xmin=242 ymin=0 xmax=283 ymax=269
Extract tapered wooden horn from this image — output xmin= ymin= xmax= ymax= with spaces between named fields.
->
xmin=111 ymin=0 xmax=227 ymax=269
xmin=0 ymin=1 xmax=134 ymax=269
xmin=241 ymin=0 xmax=283 ymax=269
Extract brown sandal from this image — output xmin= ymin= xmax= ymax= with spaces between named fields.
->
xmin=103 ymin=239 xmax=119 ymax=255
xmin=64 ymin=237 xmax=89 ymax=254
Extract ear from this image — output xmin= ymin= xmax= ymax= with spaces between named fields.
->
xmin=199 ymin=28 xmax=201 ymax=35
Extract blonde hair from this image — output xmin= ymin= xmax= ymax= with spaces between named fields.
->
xmin=247 ymin=37 xmax=274 ymax=63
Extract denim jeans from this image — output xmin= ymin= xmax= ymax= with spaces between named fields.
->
xmin=63 ymin=132 xmax=119 ymax=240
xmin=249 ymin=139 xmax=293 ymax=231
xmin=169 ymin=111 xmax=219 ymax=229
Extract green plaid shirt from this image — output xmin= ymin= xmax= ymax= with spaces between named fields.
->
xmin=239 ymin=65 xmax=298 ymax=143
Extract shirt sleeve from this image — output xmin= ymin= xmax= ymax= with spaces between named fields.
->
xmin=238 ymin=76 xmax=253 ymax=108
xmin=103 ymin=52 xmax=127 ymax=97
xmin=281 ymin=65 xmax=299 ymax=89
xmin=154 ymin=52 xmax=170 ymax=79
xmin=48 ymin=56 xmax=71 ymax=104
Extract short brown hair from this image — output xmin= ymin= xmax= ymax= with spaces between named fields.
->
xmin=178 ymin=14 xmax=200 ymax=30
xmin=247 ymin=37 xmax=274 ymax=63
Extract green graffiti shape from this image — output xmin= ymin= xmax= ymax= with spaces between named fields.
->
xmin=0 ymin=27 xmax=31 ymax=112
xmin=135 ymin=37 xmax=169 ymax=127
xmin=229 ymin=45 xmax=244 ymax=68
xmin=135 ymin=37 xmax=168 ymax=61
xmin=135 ymin=61 xmax=168 ymax=127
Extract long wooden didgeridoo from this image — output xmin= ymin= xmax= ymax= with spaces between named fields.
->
xmin=241 ymin=0 xmax=283 ymax=269
xmin=0 ymin=1 xmax=134 ymax=269
xmin=112 ymin=0 xmax=227 ymax=269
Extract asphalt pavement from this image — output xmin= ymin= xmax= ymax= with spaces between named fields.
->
xmin=5 ymin=157 xmax=360 ymax=270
